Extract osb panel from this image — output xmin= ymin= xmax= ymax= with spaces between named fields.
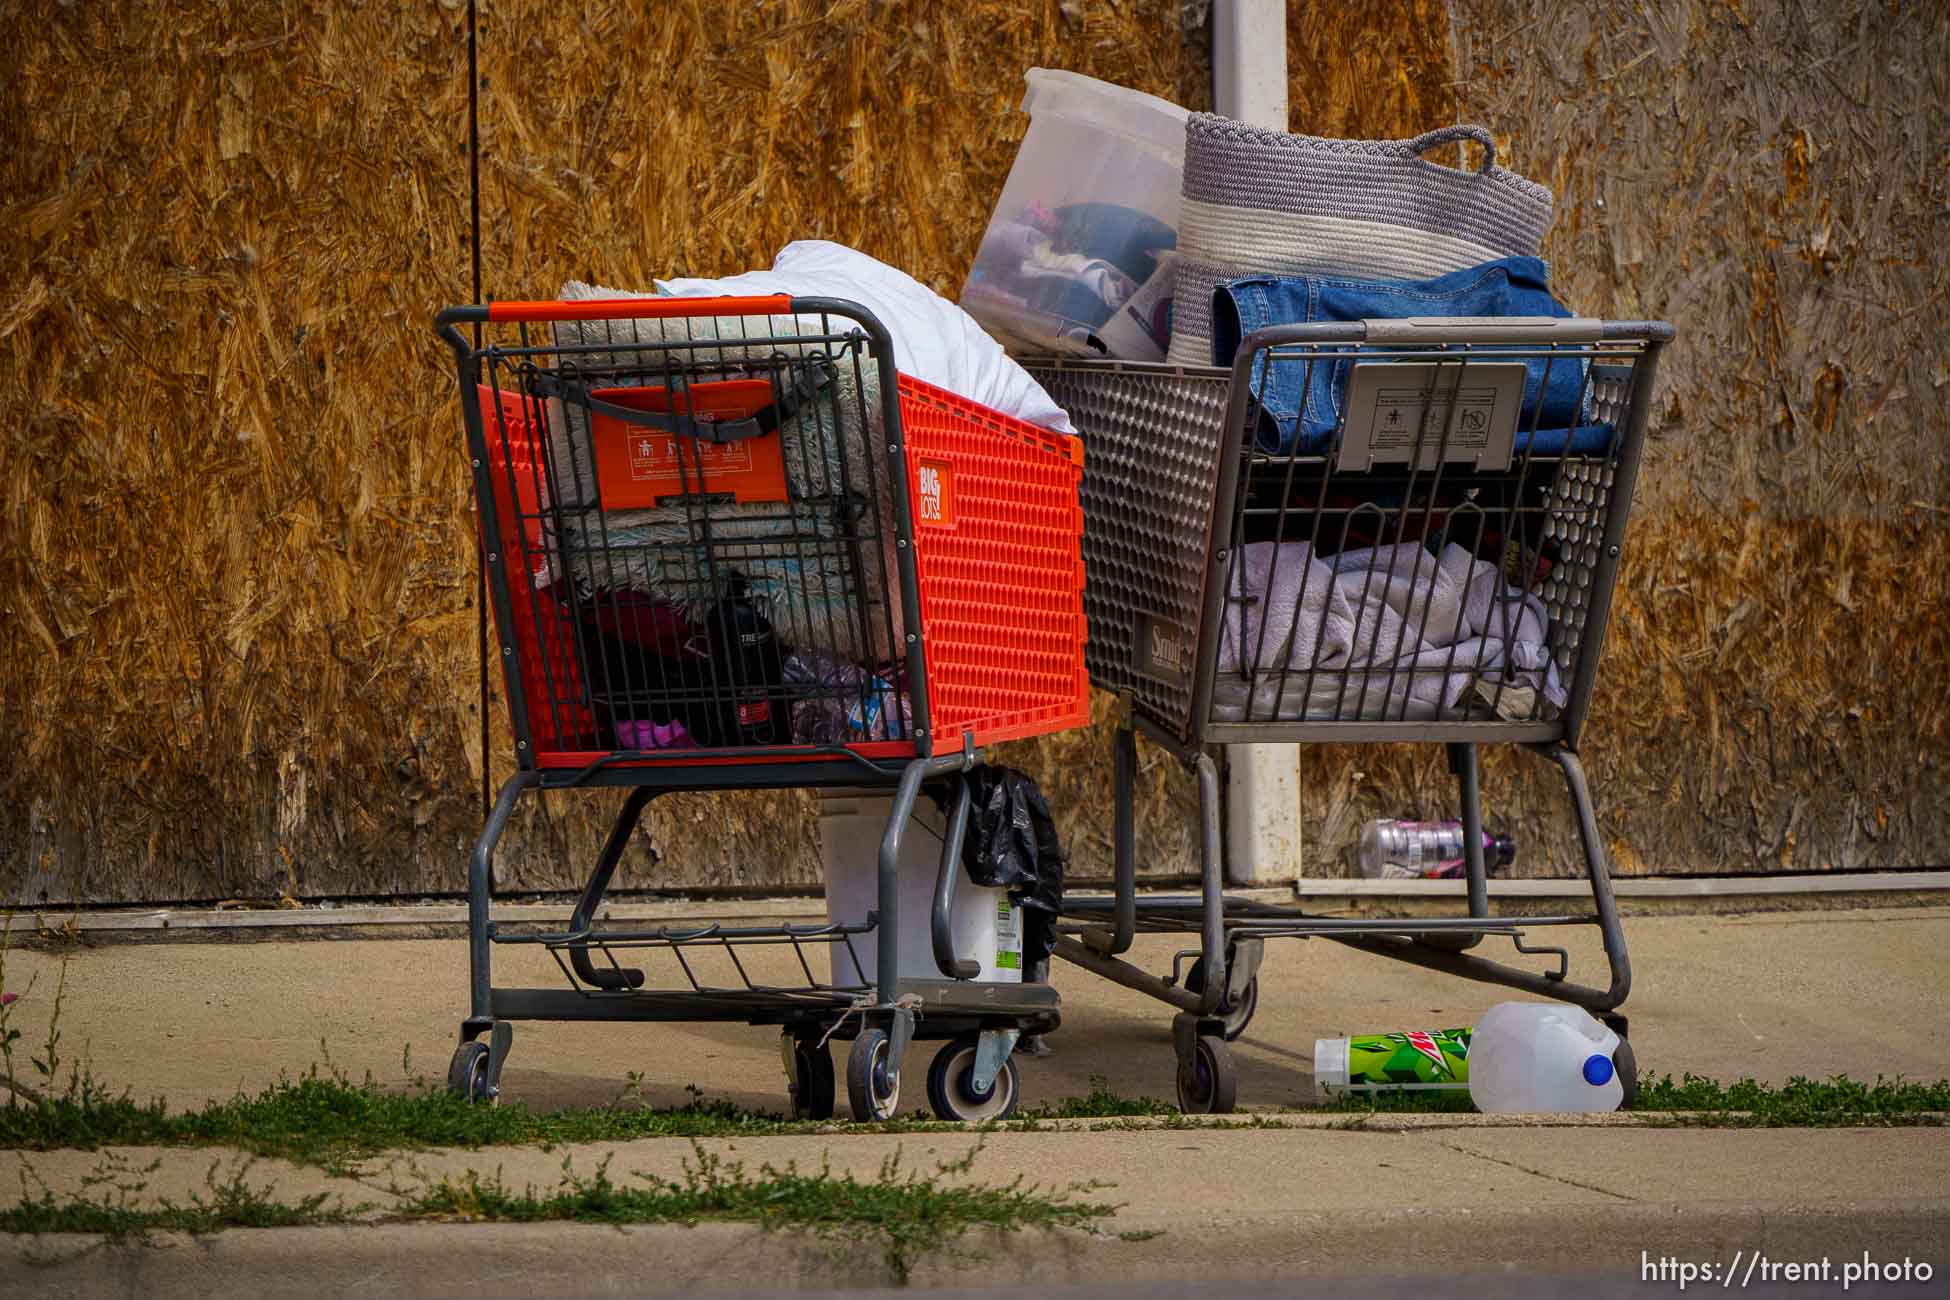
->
xmin=1285 ymin=0 xmax=1950 ymax=876
xmin=1 ymin=0 xmax=1220 ymax=905
xmin=1286 ymin=0 xmax=1456 ymax=139
xmin=24 ymin=0 xmax=1903 ymax=900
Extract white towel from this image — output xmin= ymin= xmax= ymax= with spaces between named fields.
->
xmin=1213 ymin=540 xmax=1564 ymax=723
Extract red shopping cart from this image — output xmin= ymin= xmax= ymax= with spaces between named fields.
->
xmin=436 ymin=294 xmax=1088 ymax=1120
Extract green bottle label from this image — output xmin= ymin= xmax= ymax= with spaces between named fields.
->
xmin=993 ymin=897 xmax=1021 ymax=970
xmin=1346 ymin=1028 xmax=1472 ymax=1090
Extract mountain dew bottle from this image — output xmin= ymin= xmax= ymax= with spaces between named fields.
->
xmin=1314 ymin=1028 xmax=1472 ymax=1093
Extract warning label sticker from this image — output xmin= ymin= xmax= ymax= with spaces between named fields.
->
xmin=629 ymin=433 xmax=755 ymax=481
xmin=1367 ymin=385 xmax=1501 ymax=453
xmin=1337 ymin=361 xmax=1525 ymax=473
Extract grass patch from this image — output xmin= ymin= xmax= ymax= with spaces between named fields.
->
xmin=1026 ymin=1075 xmax=1173 ymax=1119
xmin=2 ymin=1142 xmax=1113 ymax=1284
xmin=0 ymin=1068 xmax=851 ymax=1170
xmin=0 ymin=1152 xmax=359 ymax=1242
xmin=11 ymin=1063 xmax=1949 ymax=1175
xmin=410 ymin=1142 xmax=1113 ymax=1283
xmin=0 ymin=1065 xmax=1186 ymax=1169
xmin=1634 ymin=1073 xmax=1950 ymax=1125
xmin=0 ymin=1066 xmax=1224 ymax=1167
xmin=1323 ymin=1074 xmax=1950 ymax=1126
xmin=0 ymin=1052 xmax=1185 ymax=1177
xmin=1321 ymin=1089 xmax=1479 ymax=1116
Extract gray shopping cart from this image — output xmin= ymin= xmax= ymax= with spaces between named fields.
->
xmin=1028 ymin=315 xmax=1674 ymax=1111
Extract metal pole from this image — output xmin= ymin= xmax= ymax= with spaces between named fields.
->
xmin=467 ymin=0 xmax=489 ymax=819
xmin=1211 ymin=0 xmax=1299 ymax=885
xmin=1212 ymin=0 xmax=1290 ymax=126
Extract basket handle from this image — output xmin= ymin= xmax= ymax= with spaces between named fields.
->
xmin=1407 ymin=125 xmax=1498 ymax=174
xmin=533 ymin=360 xmax=837 ymax=445
xmin=484 ymin=294 xmax=795 ymax=323
xmin=538 ymin=376 xmax=764 ymax=444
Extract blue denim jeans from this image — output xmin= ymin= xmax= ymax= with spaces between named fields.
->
xmin=1210 ymin=257 xmax=1605 ymax=456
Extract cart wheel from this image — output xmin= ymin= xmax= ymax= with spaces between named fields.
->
xmin=784 ymin=1033 xmax=836 ymax=1122
xmin=925 ymin=1034 xmax=1021 ymax=1123
xmin=1176 ymin=1033 xmax=1238 ymax=1115
xmin=1612 ymin=1034 xmax=1639 ymax=1111
xmin=447 ymin=1041 xmax=493 ymax=1103
xmin=846 ymin=1027 xmax=901 ymax=1122
xmin=1184 ymin=957 xmax=1259 ymax=1042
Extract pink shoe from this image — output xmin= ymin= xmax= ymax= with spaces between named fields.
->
xmin=616 ymin=718 xmax=696 ymax=750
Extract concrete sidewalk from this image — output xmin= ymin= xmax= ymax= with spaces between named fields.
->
xmin=2 ymin=906 xmax=1945 ymax=1111
xmin=5 ymin=1127 xmax=1948 ymax=1294
xmin=3 ymin=905 xmax=1948 ymax=1294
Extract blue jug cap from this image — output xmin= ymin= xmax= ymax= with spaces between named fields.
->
xmin=1582 ymin=1053 xmax=1616 ymax=1086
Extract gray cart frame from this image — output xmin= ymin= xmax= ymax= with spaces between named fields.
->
xmin=1027 ymin=317 xmax=1674 ymax=1111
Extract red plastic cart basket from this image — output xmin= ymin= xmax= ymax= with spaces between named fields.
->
xmin=451 ymin=295 xmax=1087 ymax=773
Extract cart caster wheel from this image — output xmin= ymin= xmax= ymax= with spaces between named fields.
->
xmin=447 ymin=1041 xmax=494 ymax=1103
xmin=782 ymin=1033 xmax=836 ymax=1121
xmin=846 ymin=1028 xmax=901 ymax=1122
xmin=1176 ymin=1033 xmax=1238 ymax=1115
xmin=925 ymin=1034 xmax=1020 ymax=1123
xmin=1612 ymin=1034 xmax=1639 ymax=1111
xmin=1184 ymin=958 xmax=1259 ymax=1042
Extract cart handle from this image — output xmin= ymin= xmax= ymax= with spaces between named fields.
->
xmin=478 ymin=295 xmax=795 ymax=324
xmin=1360 ymin=316 xmax=1606 ymax=344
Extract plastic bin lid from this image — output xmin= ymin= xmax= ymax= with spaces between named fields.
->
xmin=1021 ymin=68 xmax=1189 ymax=160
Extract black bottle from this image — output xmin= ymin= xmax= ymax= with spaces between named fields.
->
xmin=704 ymin=576 xmax=792 ymax=747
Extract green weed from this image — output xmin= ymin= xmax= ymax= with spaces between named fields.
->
xmin=1027 ymin=1074 xmax=1173 ymax=1119
xmin=1633 ymin=1073 xmax=1950 ymax=1125
xmin=0 ymin=1152 xmax=358 ymax=1241
xmin=2 ymin=1141 xmax=1112 ymax=1283
xmin=1322 ymin=1073 xmax=1950 ymax=1125
xmin=406 ymin=1141 xmax=1113 ymax=1284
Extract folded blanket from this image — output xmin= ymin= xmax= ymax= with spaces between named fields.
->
xmin=1213 ymin=540 xmax=1564 ymax=723
xmin=657 ymin=241 xmax=1076 ymax=434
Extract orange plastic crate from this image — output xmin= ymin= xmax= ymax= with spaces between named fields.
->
xmin=586 ymin=379 xmax=790 ymax=509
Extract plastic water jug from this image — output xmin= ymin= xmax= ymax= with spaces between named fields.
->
xmin=1467 ymin=1001 xmax=1624 ymax=1113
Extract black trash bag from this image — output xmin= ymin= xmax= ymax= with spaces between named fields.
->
xmin=946 ymin=765 xmax=1065 ymax=972
xmin=579 ymin=576 xmax=792 ymax=749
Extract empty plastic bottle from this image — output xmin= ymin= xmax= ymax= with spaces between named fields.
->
xmin=1356 ymin=818 xmax=1516 ymax=879
xmin=1467 ymin=1002 xmax=1624 ymax=1113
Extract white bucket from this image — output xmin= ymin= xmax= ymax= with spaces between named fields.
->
xmin=818 ymin=794 xmax=1023 ymax=989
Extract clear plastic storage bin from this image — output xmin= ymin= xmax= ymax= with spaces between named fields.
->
xmin=961 ymin=69 xmax=1188 ymax=362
